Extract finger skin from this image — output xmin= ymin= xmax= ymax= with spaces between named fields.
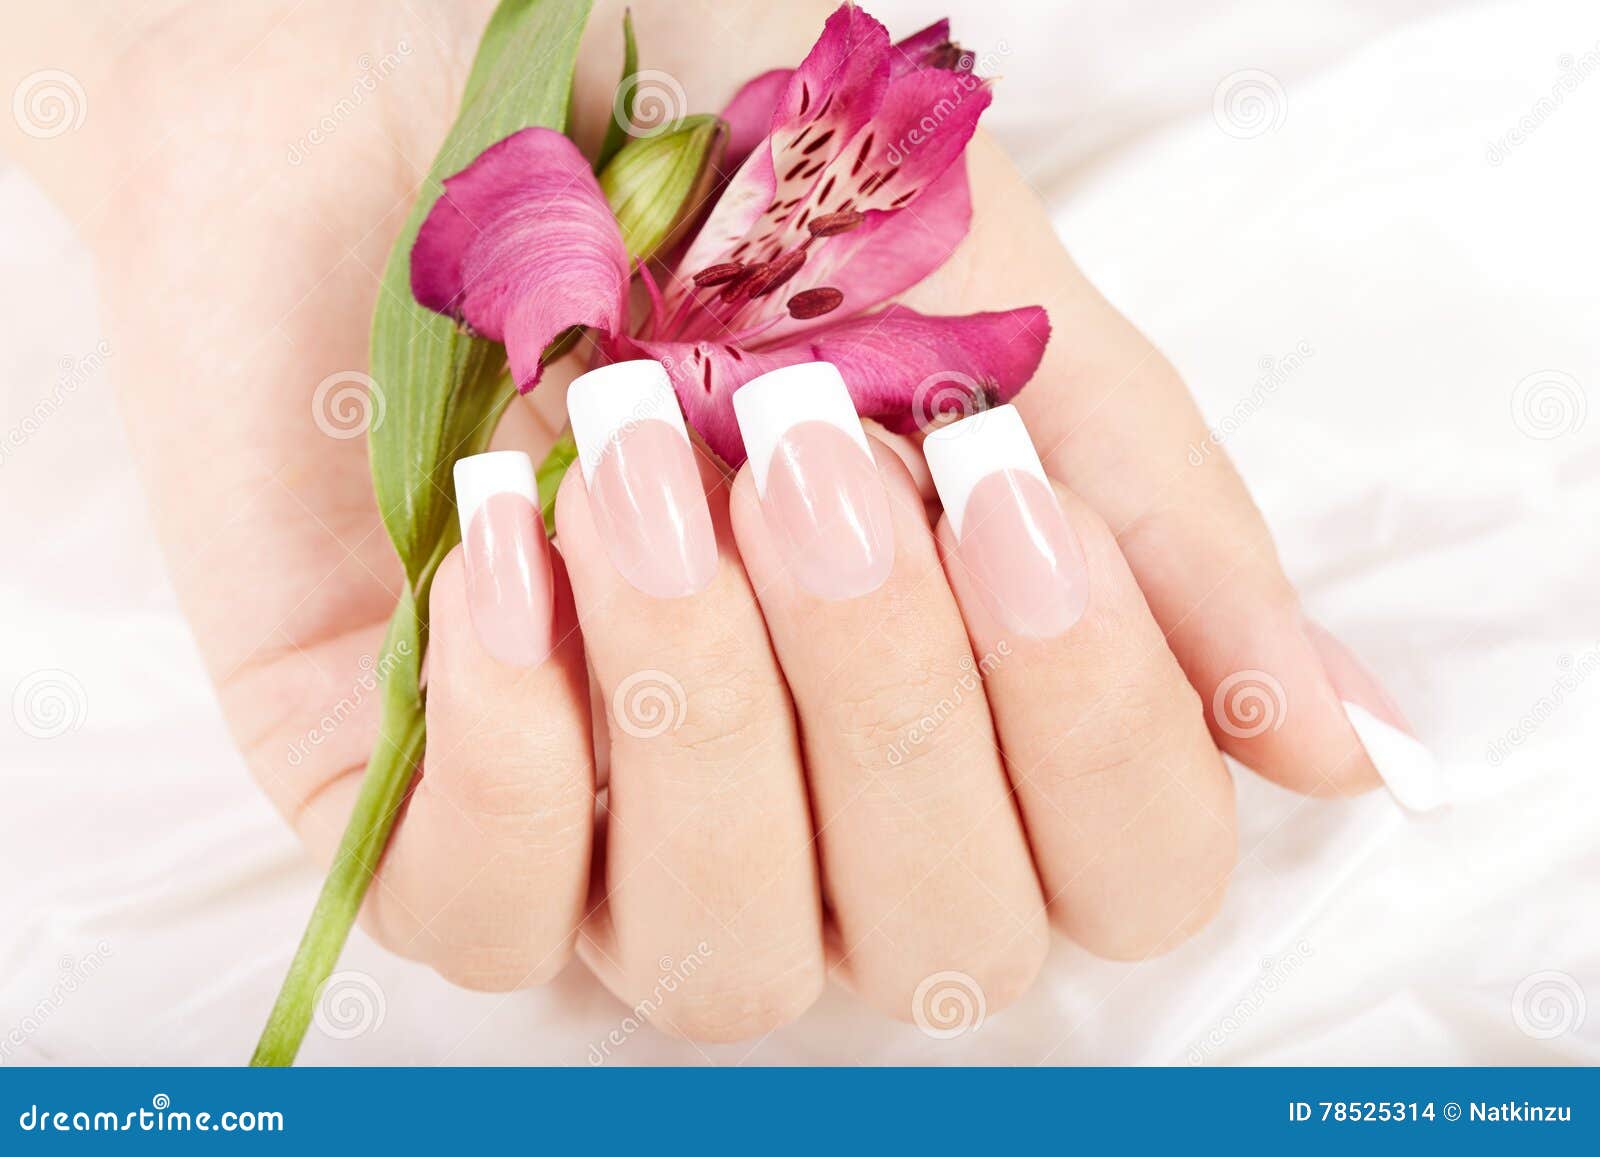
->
xmin=937 ymin=480 xmax=1236 ymax=960
xmin=903 ymin=133 xmax=1387 ymax=797
xmin=366 ymin=547 xmax=595 ymax=991
xmin=555 ymin=454 xmax=825 ymax=1043
xmin=729 ymin=440 xmax=1048 ymax=1021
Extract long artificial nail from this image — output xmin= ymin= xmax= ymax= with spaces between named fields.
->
xmin=924 ymin=405 xmax=1088 ymax=638
xmin=566 ymin=360 xmax=717 ymax=599
xmin=1306 ymin=619 xmax=1445 ymax=811
xmin=732 ymin=362 xmax=894 ymax=600
xmin=453 ymin=451 xmax=554 ymax=667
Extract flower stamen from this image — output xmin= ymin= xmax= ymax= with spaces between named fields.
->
xmin=786 ymin=287 xmax=844 ymax=319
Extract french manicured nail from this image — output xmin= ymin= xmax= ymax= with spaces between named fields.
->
xmin=1306 ymin=619 xmax=1444 ymax=811
xmin=732 ymin=362 xmax=893 ymax=600
xmin=453 ymin=451 xmax=554 ymax=667
xmin=924 ymin=405 xmax=1088 ymax=638
xmin=566 ymin=360 xmax=717 ymax=599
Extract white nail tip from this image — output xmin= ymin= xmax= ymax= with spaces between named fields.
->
xmin=565 ymin=359 xmax=690 ymax=483
xmin=1343 ymin=701 xmax=1446 ymax=812
xmin=731 ymin=362 xmax=872 ymax=495
xmin=453 ymin=450 xmax=537 ymax=539
xmin=923 ymin=405 xmax=1049 ymax=537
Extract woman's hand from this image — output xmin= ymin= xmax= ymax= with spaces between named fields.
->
xmin=10 ymin=0 xmax=1413 ymax=1041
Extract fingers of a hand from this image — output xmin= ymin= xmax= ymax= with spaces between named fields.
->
xmin=556 ymin=364 xmax=823 ymax=1042
xmin=942 ymin=133 xmax=1403 ymax=800
xmin=728 ymin=368 xmax=1047 ymax=1021
xmin=370 ymin=455 xmax=594 ymax=990
xmin=926 ymin=408 xmax=1234 ymax=960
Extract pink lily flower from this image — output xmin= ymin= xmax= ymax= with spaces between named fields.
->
xmin=411 ymin=4 xmax=1051 ymax=466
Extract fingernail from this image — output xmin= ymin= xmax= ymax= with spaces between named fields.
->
xmin=1306 ymin=618 xmax=1445 ymax=812
xmin=453 ymin=451 xmax=554 ymax=667
xmin=924 ymin=405 xmax=1088 ymax=638
xmin=732 ymin=362 xmax=894 ymax=600
xmin=567 ymin=360 xmax=717 ymax=599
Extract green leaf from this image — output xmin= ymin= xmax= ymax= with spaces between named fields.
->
xmin=592 ymin=7 xmax=638 ymax=173
xmin=254 ymin=0 xmax=593 ymax=1068
xmin=535 ymin=428 xmax=578 ymax=536
xmin=599 ymin=114 xmax=726 ymax=265
xmin=369 ymin=0 xmax=595 ymax=592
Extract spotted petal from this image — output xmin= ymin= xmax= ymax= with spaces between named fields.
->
xmin=411 ymin=127 xmax=630 ymax=391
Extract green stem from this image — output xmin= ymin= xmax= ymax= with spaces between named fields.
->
xmin=250 ymin=591 xmax=426 ymax=1067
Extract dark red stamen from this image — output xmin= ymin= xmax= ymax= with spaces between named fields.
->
xmin=786 ymin=287 xmax=844 ymax=319
xmin=807 ymin=209 xmax=864 ymax=237
xmin=752 ymin=249 xmax=806 ymax=297
xmin=692 ymin=262 xmax=746 ymax=288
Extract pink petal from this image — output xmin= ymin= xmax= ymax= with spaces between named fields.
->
xmin=718 ymin=68 xmax=792 ymax=172
xmin=669 ymin=5 xmax=890 ymax=296
xmin=889 ymin=19 xmax=952 ymax=74
xmin=799 ymin=304 xmax=1052 ymax=434
xmin=411 ymin=127 xmax=629 ymax=391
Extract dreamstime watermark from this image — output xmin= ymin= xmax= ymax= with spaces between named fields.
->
xmin=1187 ymin=939 xmax=1315 ymax=1063
xmin=1213 ymin=69 xmax=1286 ymax=140
xmin=11 ymin=669 xmax=88 ymax=740
xmin=1511 ymin=970 xmax=1587 ymax=1040
xmin=311 ymin=370 xmax=385 ymax=439
xmin=883 ymin=41 xmax=1011 ymax=166
xmin=612 ymin=669 xmax=689 ymax=739
xmin=1212 ymin=669 xmax=1287 ymax=740
xmin=312 ymin=970 xmax=386 ymax=1041
xmin=587 ymin=943 xmax=714 ymax=1064
xmin=612 ymin=69 xmax=688 ymax=139
xmin=912 ymin=970 xmax=986 ymax=1039
xmin=0 ymin=340 xmax=111 ymax=470
xmin=1188 ymin=342 xmax=1314 ymax=465
xmin=1486 ymin=43 xmax=1600 ymax=166
xmin=285 ymin=642 xmax=412 ymax=767
xmin=885 ymin=642 xmax=1011 ymax=767
xmin=911 ymin=369 xmax=1001 ymax=433
xmin=12 ymin=69 xmax=86 ymax=139
xmin=1510 ymin=370 xmax=1587 ymax=440
xmin=287 ymin=42 xmax=413 ymax=165
xmin=1 ymin=942 xmax=113 ymax=1064
xmin=1484 ymin=645 xmax=1599 ymax=766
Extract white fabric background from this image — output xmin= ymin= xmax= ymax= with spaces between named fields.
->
xmin=1 ymin=0 xmax=1595 ymax=1065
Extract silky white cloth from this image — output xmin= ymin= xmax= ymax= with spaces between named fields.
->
xmin=1 ymin=0 xmax=1595 ymax=1065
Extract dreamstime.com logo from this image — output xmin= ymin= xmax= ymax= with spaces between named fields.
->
xmin=1187 ymin=940 xmax=1315 ymax=1063
xmin=287 ymin=42 xmax=413 ymax=165
xmin=0 ymin=340 xmax=111 ymax=471
xmin=12 ymin=69 xmax=86 ymax=140
xmin=587 ymin=943 xmax=714 ymax=1064
xmin=912 ymin=971 xmax=986 ymax=1039
xmin=285 ymin=642 xmax=412 ymax=767
xmin=17 ymin=1095 xmax=283 ymax=1135
xmin=612 ymin=669 xmax=688 ymax=740
xmin=886 ymin=643 xmax=1010 ymax=767
xmin=1212 ymin=669 xmax=1287 ymax=740
xmin=1 ymin=942 xmax=113 ymax=1065
xmin=612 ymin=69 xmax=688 ymax=139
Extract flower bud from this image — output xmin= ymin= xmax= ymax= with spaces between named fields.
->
xmin=599 ymin=114 xmax=726 ymax=264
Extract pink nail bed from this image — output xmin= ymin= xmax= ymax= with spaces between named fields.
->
xmin=924 ymin=406 xmax=1088 ymax=638
xmin=566 ymin=360 xmax=717 ymax=599
xmin=732 ymin=363 xmax=894 ymax=600
xmin=453 ymin=451 xmax=554 ymax=666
